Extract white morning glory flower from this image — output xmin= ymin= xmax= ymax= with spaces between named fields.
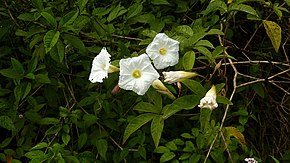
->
xmin=146 ymin=33 xmax=179 ymax=69
xmin=244 ymin=158 xmax=258 ymax=163
xmin=89 ymin=47 xmax=111 ymax=83
xmin=198 ymin=85 xmax=218 ymax=110
xmin=162 ymin=71 xmax=198 ymax=84
xmin=118 ymin=54 xmax=160 ymax=95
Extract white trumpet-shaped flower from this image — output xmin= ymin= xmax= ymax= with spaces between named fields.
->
xmin=198 ymin=85 xmax=218 ymax=110
xmin=89 ymin=47 xmax=111 ymax=83
xmin=146 ymin=33 xmax=179 ymax=69
xmin=118 ymin=54 xmax=160 ymax=95
xmin=162 ymin=71 xmax=198 ymax=84
xmin=244 ymin=158 xmax=258 ymax=163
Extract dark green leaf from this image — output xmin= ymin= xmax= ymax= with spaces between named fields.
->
xmin=122 ymin=113 xmax=155 ymax=144
xmin=183 ymin=51 xmax=195 ymax=70
xmin=0 ymin=116 xmax=15 ymax=131
xmin=59 ymin=10 xmax=79 ymax=28
xmin=0 ymin=69 xmax=23 ymax=79
xmin=127 ymin=3 xmax=143 ymax=19
xmin=40 ymin=118 xmax=59 ymax=125
xmin=18 ymin=13 xmax=35 ymax=21
xmin=32 ymin=0 xmax=44 ymax=11
xmin=151 ymin=115 xmax=164 ymax=147
xmin=96 ymin=139 xmax=107 ymax=161
xmin=41 ymin=12 xmax=57 ymax=26
xmin=62 ymin=34 xmax=86 ymax=54
xmin=216 ymin=96 xmax=233 ymax=105
xmin=151 ymin=0 xmax=170 ymax=5
xmin=133 ymin=102 xmax=159 ymax=114
xmin=78 ymin=0 xmax=88 ymax=11
xmin=78 ymin=133 xmax=87 ymax=149
xmin=182 ymin=79 xmax=206 ymax=96
xmin=62 ymin=133 xmax=70 ymax=145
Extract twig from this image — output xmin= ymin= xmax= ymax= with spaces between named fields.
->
xmin=268 ymin=69 xmax=290 ymax=80
xmin=282 ymin=36 xmax=289 ymax=62
xmin=3 ymin=0 xmax=20 ymax=27
xmin=270 ymin=82 xmax=290 ymax=95
xmin=222 ymin=60 xmax=290 ymax=67
xmin=220 ymin=131 xmax=234 ymax=162
xmin=111 ymin=34 xmax=142 ymax=41
xmin=237 ymin=79 xmax=265 ymax=88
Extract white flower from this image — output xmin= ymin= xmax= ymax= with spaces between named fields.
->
xmin=146 ymin=33 xmax=179 ymax=69
xmin=245 ymin=158 xmax=258 ymax=163
xmin=118 ymin=54 xmax=160 ymax=95
xmin=162 ymin=71 xmax=198 ymax=84
xmin=198 ymin=85 xmax=218 ymax=110
xmin=89 ymin=47 xmax=111 ymax=83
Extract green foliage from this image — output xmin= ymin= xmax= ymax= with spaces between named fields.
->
xmin=0 ymin=0 xmax=289 ymax=162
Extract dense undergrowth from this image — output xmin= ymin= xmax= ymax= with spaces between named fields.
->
xmin=0 ymin=0 xmax=290 ymax=162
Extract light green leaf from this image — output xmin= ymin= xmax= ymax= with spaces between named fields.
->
xmin=133 ymin=102 xmax=160 ymax=114
xmin=127 ymin=3 xmax=143 ymax=19
xmin=96 ymin=139 xmax=108 ymax=161
xmin=35 ymin=73 xmax=51 ymax=84
xmin=229 ymin=4 xmax=259 ymax=17
xmin=41 ymin=12 xmax=57 ymax=26
xmin=0 ymin=69 xmax=23 ymax=79
xmin=77 ymin=0 xmax=88 ymax=11
xmin=122 ymin=113 xmax=155 ymax=144
xmin=160 ymin=152 xmax=175 ymax=162
xmin=32 ymin=0 xmax=44 ymax=11
xmin=262 ymin=20 xmax=281 ymax=53
xmin=17 ymin=13 xmax=35 ymax=21
xmin=11 ymin=58 xmax=24 ymax=73
xmin=195 ymin=40 xmax=214 ymax=48
xmin=165 ymin=141 xmax=177 ymax=151
xmin=43 ymin=30 xmax=60 ymax=53
xmin=163 ymin=95 xmax=201 ymax=119
xmin=31 ymin=142 xmax=48 ymax=150
xmin=40 ymin=118 xmax=59 ymax=125
xmin=151 ymin=115 xmax=164 ymax=147
xmin=154 ymin=146 xmax=170 ymax=153
xmin=62 ymin=133 xmax=70 ymax=145
xmin=78 ymin=133 xmax=87 ymax=149
xmin=107 ymin=3 xmax=127 ymax=22
xmin=182 ymin=79 xmax=206 ymax=96
xmin=59 ymin=10 xmax=79 ymax=28
xmin=216 ymin=95 xmax=233 ymax=105
xmin=207 ymin=29 xmax=224 ymax=35
xmin=176 ymin=25 xmax=193 ymax=36
xmin=151 ymin=0 xmax=170 ymax=5
xmin=0 ymin=116 xmax=15 ymax=131
xmin=183 ymin=51 xmax=195 ymax=70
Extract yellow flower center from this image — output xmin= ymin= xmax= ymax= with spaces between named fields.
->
xmin=159 ymin=48 xmax=167 ymax=55
xmin=132 ymin=69 xmax=142 ymax=78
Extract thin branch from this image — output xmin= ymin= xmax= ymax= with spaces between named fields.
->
xmin=222 ymin=60 xmax=290 ymax=67
xmin=3 ymin=0 xmax=20 ymax=27
xmin=237 ymin=79 xmax=265 ymax=88
xmin=268 ymin=69 xmax=290 ymax=80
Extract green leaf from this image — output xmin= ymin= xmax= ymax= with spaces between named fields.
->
xmin=160 ymin=152 xmax=175 ymax=163
xmin=133 ymin=102 xmax=159 ymax=114
xmin=41 ymin=12 xmax=57 ymax=26
xmin=200 ymin=108 xmax=212 ymax=132
xmin=45 ymin=125 xmax=62 ymax=135
xmin=31 ymin=142 xmax=48 ymax=150
xmin=151 ymin=115 xmax=164 ymax=147
xmin=154 ymin=146 xmax=170 ymax=153
xmin=182 ymin=79 xmax=206 ymax=96
xmin=252 ymin=83 xmax=265 ymax=98
xmin=62 ymin=133 xmax=70 ymax=145
xmin=21 ymin=82 xmax=31 ymax=100
xmin=96 ymin=139 xmax=108 ymax=161
xmin=179 ymin=153 xmax=191 ymax=160
xmin=195 ymin=40 xmax=214 ymax=48
xmin=270 ymin=155 xmax=280 ymax=163
xmin=11 ymin=58 xmax=23 ymax=74
xmin=196 ymin=133 xmax=205 ymax=149
xmin=0 ymin=116 xmax=15 ymax=131
xmin=50 ymin=40 xmax=65 ymax=63
xmin=165 ymin=141 xmax=177 ymax=151
xmin=40 ymin=118 xmax=59 ymax=125
xmin=225 ymin=127 xmax=246 ymax=149
xmin=262 ymin=20 xmax=281 ymax=53
xmin=107 ymin=3 xmax=127 ymax=22
xmin=77 ymin=0 xmax=88 ymax=11
xmin=0 ymin=69 xmax=23 ymax=79
xmin=183 ymin=141 xmax=195 ymax=152
xmin=18 ymin=13 xmax=35 ymax=21
xmin=62 ymin=34 xmax=86 ymax=54
xmin=207 ymin=29 xmax=224 ymax=35
xmin=78 ymin=133 xmax=87 ymax=149
xmin=32 ymin=0 xmax=44 ymax=11
xmin=25 ymin=150 xmax=45 ymax=159
xmin=127 ymin=3 xmax=143 ymax=19
xmin=122 ymin=113 xmax=155 ymax=144
xmin=181 ymin=133 xmax=194 ymax=139
xmin=163 ymin=95 xmax=201 ymax=119
xmin=59 ymin=10 xmax=79 ymax=28
xmin=183 ymin=51 xmax=195 ymax=70
xmin=35 ymin=73 xmax=51 ymax=84
xmin=176 ymin=25 xmax=193 ymax=36
xmin=229 ymin=4 xmax=259 ymax=17
xmin=43 ymin=30 xmax=60 ymax=53
xmin=216 ymin=95 xmax=233 ymax=105
xmin=151 ymin=0 xmax=170 ymax=5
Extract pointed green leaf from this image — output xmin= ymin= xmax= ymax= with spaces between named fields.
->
xmin=0 ymin=116 xmax=15 ymax=131
xmin=32 ymin=0 xmax=44 ymax=11
xmin=163 ymin=95 xmax=201 ymax=119
xmin=62 ymin=34 xmax=86 ymax=54
xmin=78 ymin=133 xmax=87 ymax=149
xmin=122 ymin=113 xmax=155 ymax=144
xmin=11 ymin=57 xmax=24 ymax=73
xmin=183 ymin=51 xmax=195 ymax=70
xmin=77 ymin=0 xmax=88 ymax=11
xmin=200 ymin=108 xmax=212 ymax=132
xmin=151 ymin=0 xmax=170 ymax=5
xmin=43 ymin=30 xmax=60 ymax=53
xmin=216 ymin=95 xmax=233 ymax=105
xmin=31 ymin=142 xmax=48 ymax=150
xmin=0 ymin=69 xmax=23 ymax=79
xmin=160 ymin=152 xmax=175 ymax=162
xmin=127 ymin=3 xmax=143 ymax=19
xmin=263 ymin=20 xmax=281 ymax=52
xmin=40 ymin=118 xmax=59 ymax=125
xmin=151 ymin=115 xmax=164 ymax=147
xmin=107 ymin=3 xmax=127 ymax=22
xmin=59 ymin=10 xmax=79 ymax=27
xmin=17 ymin=13 xmax=35 ymax=21
xmin=133 ymin=102 xmax=159 ymax=114
xmin=96 ymin=139 xmax=108 ymax=161
xmin=229 ymin=4 xmax=259 ymax=17
xmin=62 ymin=133 xmax=70 ymax=145
xmin=182 ymin=79 xmax=206 ymax=96
xmin=41 ymin=12 xmax=56 ymax=26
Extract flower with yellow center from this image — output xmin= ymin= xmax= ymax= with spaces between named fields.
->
xmin=146 ymin=33 xmax=179 ymax=69
xmin=118 ymin=54 xmax=160 ymax=95
xmin=89 ymin=47 xmax=112 ymax=83
xmin=198 ymin=85 xmax=218 ymax=110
